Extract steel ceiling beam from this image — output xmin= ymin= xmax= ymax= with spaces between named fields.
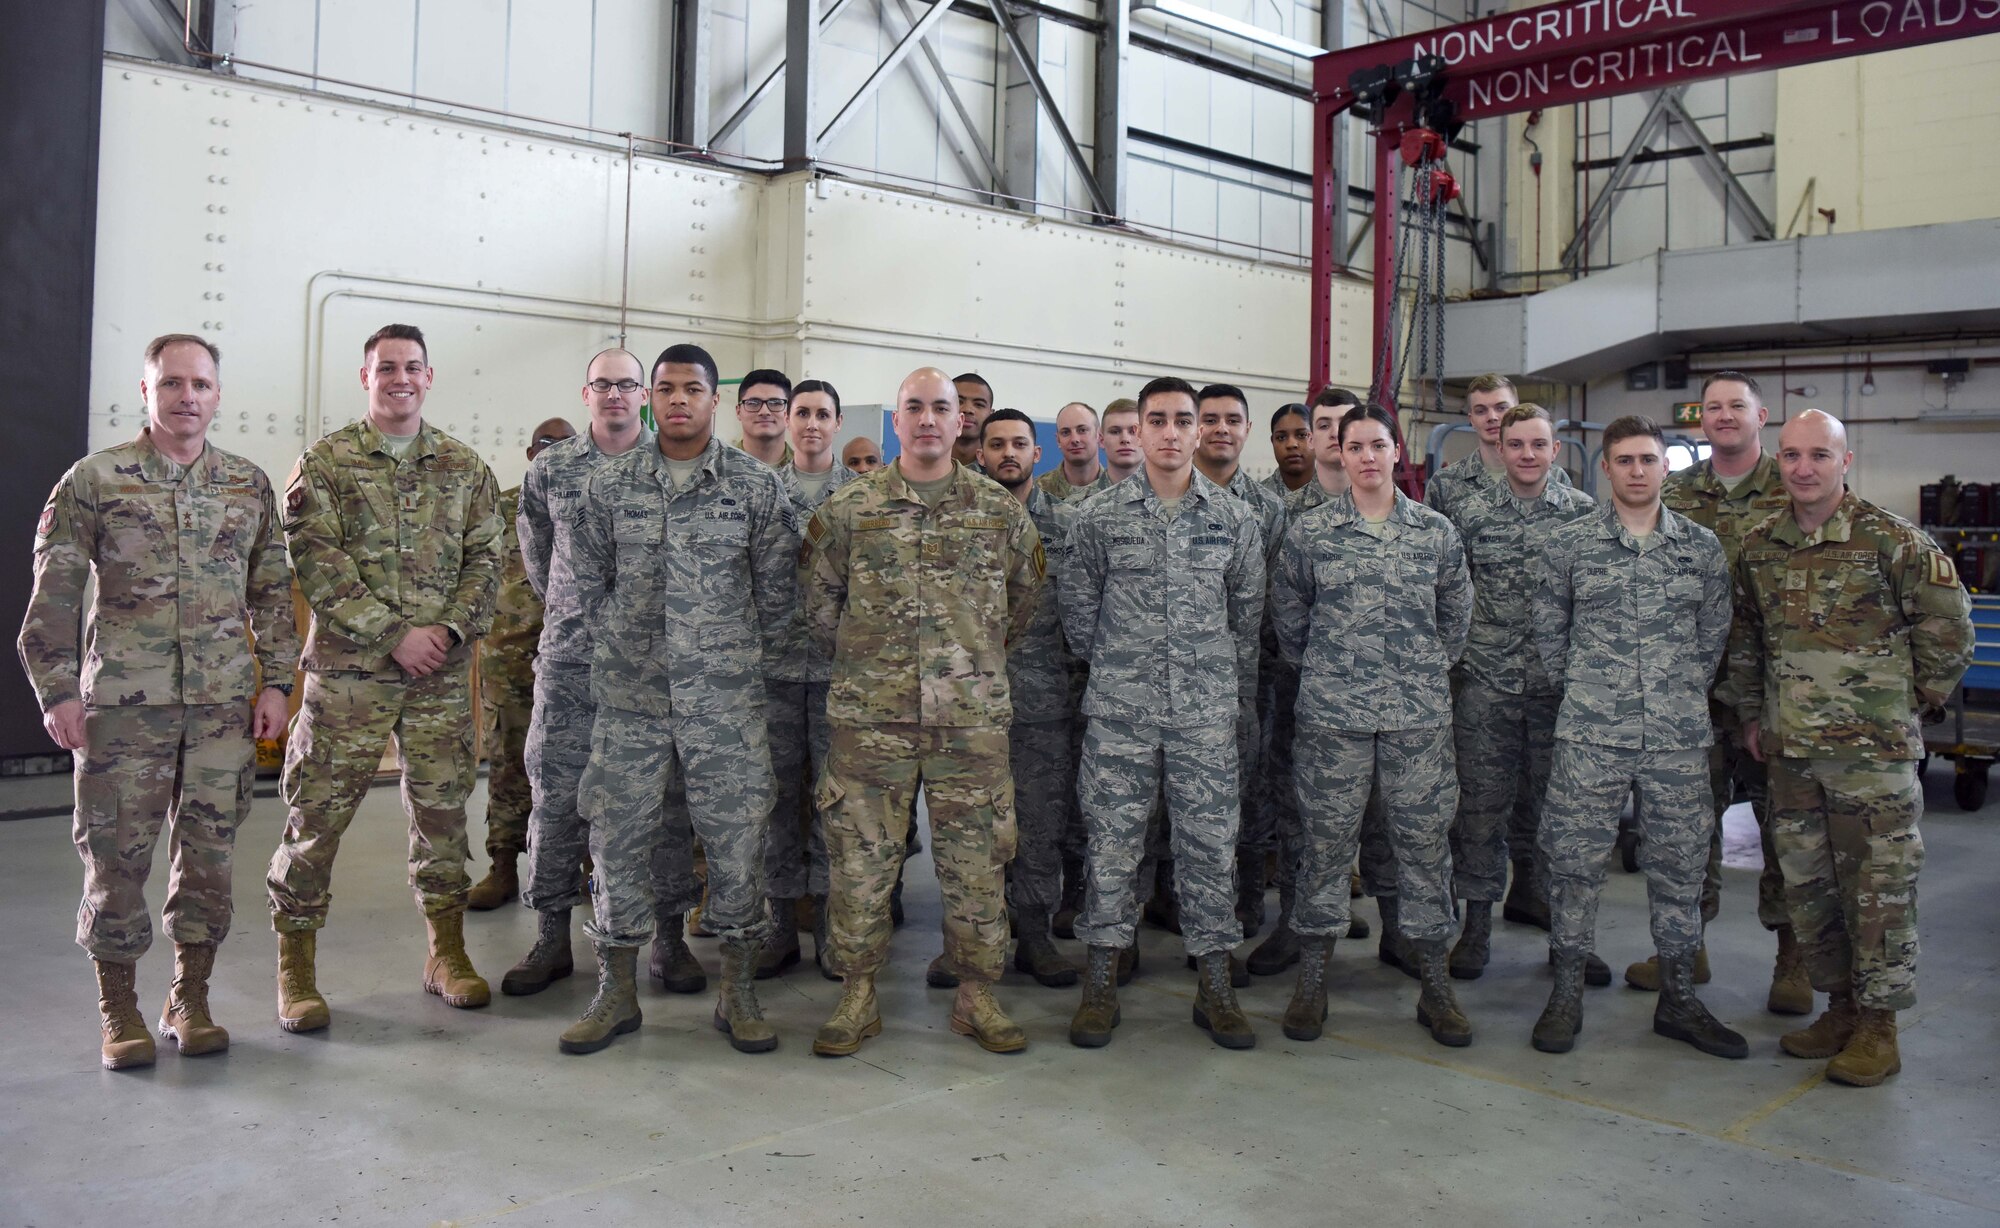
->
xmin=987 ymin=0 xmax=1113 ymax=219
xmin=891 ymin=0 xmax=1008 ymax=201
xmin=1560 ymin=87 xmax=1679 ymax=273
xmin=711 ymin=0 xmax=861 ymax=149
xmin=819 ymin=0 xmax=956 ymax=148
xmin=1659 ymin=89 xmax=1775 ymax=241
xmin=1094 ymin=0 xmax=1129 ymax=220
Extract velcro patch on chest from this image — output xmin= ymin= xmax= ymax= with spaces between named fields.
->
xmin=1744 ymin=548 xmax=1787 ymax=563
xmin=856 ymin=516 xmax=899 ymax=531
xmin=1822 ymin=549 xmax=1875 ymax=563
xmin=958 ymin=515 xmax=1007 ymax=531
xmin=1189 ymin=535 xmax=1232 ymax=548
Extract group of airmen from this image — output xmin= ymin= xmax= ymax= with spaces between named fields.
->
xmin=22 ymin=325 xmax=1973 ymax=1090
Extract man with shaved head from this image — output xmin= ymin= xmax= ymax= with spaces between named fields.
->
xmin=842 ymin=436 xmax=882 ymax=474
xmin=802 ymin=366 xmax=1045 ymax=1057
xmin=500 ymin=349 xmax=684 ymax=999
xmin=1037 ymin=402 xmax=1108 ymax=502
xmin=468 ymin=416 xmax=575 ymax=911
xmin=1721 ymin=408 xmax=1973 ymax=1086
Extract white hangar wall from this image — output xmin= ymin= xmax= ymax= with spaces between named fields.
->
xmin=91 ymin=59 xmax=1370 ymax=490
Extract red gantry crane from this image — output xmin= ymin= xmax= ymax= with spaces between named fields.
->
xmin=1309 ymin=0 xmax=2000 ymax=490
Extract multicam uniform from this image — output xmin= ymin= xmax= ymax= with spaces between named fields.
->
xmin=20 ymin=430 xmax=298 ymax=961
xmin=1720 ymin=493 xmax=1973 ymax=1010
xmin=1532 ymin=503 xmax=1731 ymax=961
xmin=764 ymin=459 xmax=861 ymax=904
xmin=1006 ymin=486 xmax=1081 ymax=920
xmin=1448 ymin=478 xmax=1594 ymax=905
xmin=1061 ymin=471 xmax=1263 ymax=956
xmin=801 ymin=462 xmax=1044 ymax=982
xmin=1036 ymin=466 xmax=1110 ymax=503
xmin=1271 ymin=491 xmax=1471 ymax=943
xmin=516 ymin=428 xmax=683 ymax=917
xmin=570 ymin=438 xmax=797 ymax=950
xmin=1661 ymin=455 xmax=1791 ymax=927
xmin=268 ymin=420 xmax=502 ymax=930
xmin=478 ymin=486 xmax=540 ymax=864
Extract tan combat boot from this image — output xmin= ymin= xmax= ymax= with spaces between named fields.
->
xmin=466 ymin=851 xmax=518 ymax=911
xmin=813 ymin=974 xmax=882 ymax=1056
xmin=1781 ymin=989 xmax=1859 ymax=1059
xmin=560 ymin=944 xmax=643 ymax=1054
xmin=1623 ymin=944 xmax=1710 ymax=991
xmin=1826 ymin=1006 xmax=1900 ymax=1086
xmin=94 ymin=958 xmax=155 ymax=1069
xmin=714 ymin=938 xmax=778 ymax=1053
xmin=950 ymin=981 xmax=1027 ymax=1054
xmin=158 ymin=942 xmax=229 ymax=1055
xmin=422 ymin=910 xmax=491 ymax=1008
xmin=1012 ymin=907 xmax=1078 ymax=988
xmin=276 ymin=930 xmax=331 ymax=1033
xmin=1767 ymin=925 xmax=1814 ymax=1016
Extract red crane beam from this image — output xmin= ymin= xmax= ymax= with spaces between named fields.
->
xmin=1309 ymin=0 xmax=2000 ymax=431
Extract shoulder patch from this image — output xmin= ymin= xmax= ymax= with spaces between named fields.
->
xmin=806 ymin=515 xmax=828 ymax=547
xmin=1927 ymin=551 xmax=1960 ymax=588
xmin=1031 ymin=538 xmax=1047 ymax=580
xmin=36 ymin=506 xmax=54 ymax=538
xmin=285 ymin=483 xmax=307 ymax=516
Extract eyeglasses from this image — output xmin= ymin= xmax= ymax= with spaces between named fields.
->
xmin=533 ymin=434 xmax=566 ymax=448
xmin=587 ymin=379 xmax=642 ymax=393
xmin=738 ymin=397 xmax=790 ymax=411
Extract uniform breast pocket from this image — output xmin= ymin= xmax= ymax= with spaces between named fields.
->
xmin=1314 ymin=557 xmax=1373 ymax=612
xmin=614 ymin=516 xmax=664 ymax=566
xmin=210 ymin=499 xmax=259 ymax=563
xmin=1573 ymin=568 xmax=1622 ymax=611
xmin=1107 ymin=544 xmax=1151 ymax=573
xmin=1662 ymin=567 xmax=1708 ymax=611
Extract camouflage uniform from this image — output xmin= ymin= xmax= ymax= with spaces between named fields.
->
xmin=570 ymin=437 xmax=796 ymax=948
xmin=1037 ymin=466 xmax=1110 ymax=503
xmin=20 ymin=430 xmax=299 ymax=961
xmin=266 ymin=421 xmax=500 ymax=928
xmin=1281 ymin=482 xmax=1393 ymax=897
xmin=1532 ymin=503 xmax=1731 ymax=959
xmin=1271 ymin=491 xmax=1472 ymax=942
xmin=1662 ymin=455 xmax=1791 ymax=926
xmin=1423 ymin=449 xmax=1572 ymax=528
xmin=516 ymin=427 xmax=690 ymax=915
xmin=1720 ymin=492 xmax=1974 ymax=1010
xmin=1006 ymin=487 xmax=1081 ymax=916
xmin=1061 ymin=470 xmax=1264 ymax=955
xmin=479 ymin=486 xmax=540 ymax=860
xmin=802 ymin=461 xmax=1044 ymax=981
xmin=1449 ymin=479 xmax=1594 ymax=903
xmin=764 ymin=460 xmax=861 ymax=901
xmin=1221 ymin=469 xmax=1288 ymax=886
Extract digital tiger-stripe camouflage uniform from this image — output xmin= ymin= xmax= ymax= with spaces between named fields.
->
xmin=1220 ymin=468 xmax=1288 ymax=932
xmin=508 ymin=424 xmax=703 ymax=998
xmin=800 ymin=462 xmax=1042 ymax=996
xmin=1531 ymin=500 xmax=1745 ymax=1058
xmin=569 ymin=436 xmax=798 ymax=1050
xmin=1720 ymin=490 xmax=1972 ymax=1082
xmin=1062 ymin=470 xmax=1264 ymax=964
xmin=1427 ymin=447 xmax=1576 ymax=924
xmin=1271 ymin=489 xmax=1474 ymax=1046
xmin=1632 ymin=453 xmax=1794 ymax=999
xmin=1445 ymin=475 xmax=1593 ymax=974
xmin=470 ymin=484 xmax=539 ymax=908
xmin=20 ymin=428 xmax=299 ymax=1063
xmin=760 ymin=457 xmax=861 ymax=977
xmin=268 ymin=418 xmax=503 ymax=1027
xmin=1005 ymin=484 xmax=1083 ymax=982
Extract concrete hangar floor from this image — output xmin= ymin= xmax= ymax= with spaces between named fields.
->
xmin=1 ymin=771 xmax=1993 ymax=1226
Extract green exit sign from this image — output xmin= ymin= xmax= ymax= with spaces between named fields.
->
xmin=1672 ymin=402 xmax=1702 ymax=425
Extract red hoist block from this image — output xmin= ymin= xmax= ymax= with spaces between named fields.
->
xmin=1399 ymin=127 xmax=1448 ymax=167
xmin=1398 ymin=127 xmax=1459 ymax=204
